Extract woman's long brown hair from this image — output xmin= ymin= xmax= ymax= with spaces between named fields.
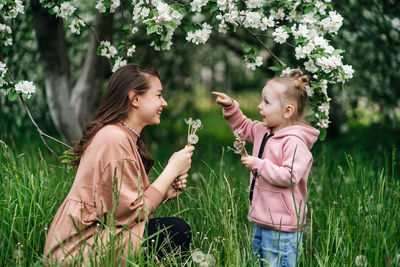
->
xmin=69 ymin=65 xmax=157 ymax=173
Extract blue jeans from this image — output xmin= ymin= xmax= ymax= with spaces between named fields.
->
xmin=252 ymin=224 xmax=302 ymax=267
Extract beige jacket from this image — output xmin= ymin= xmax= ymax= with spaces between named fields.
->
xmin=44 ymin=124 xmax=164 ymax=263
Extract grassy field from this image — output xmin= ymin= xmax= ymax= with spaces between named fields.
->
xmin=1 ymin=105 xmax=399 ymax=266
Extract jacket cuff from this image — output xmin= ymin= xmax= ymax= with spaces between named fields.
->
xmin=252 ymin=157 xmax=264 ymax=172
xmin=144 ymin=185 xmax=164 ymax=213
xmin=222 ymin=100 xmax=239 ymax=117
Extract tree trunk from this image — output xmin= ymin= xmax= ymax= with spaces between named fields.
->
xmin=31 ymin=0 xmax=113 ymax=144
xmin=31 ymin=0 xmax=82 ymax=144
xmin=70 ymin=14 xmax=113 ymax=128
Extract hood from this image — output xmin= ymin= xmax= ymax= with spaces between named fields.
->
xmin=271 ymin=122 xmax=320 ymax=149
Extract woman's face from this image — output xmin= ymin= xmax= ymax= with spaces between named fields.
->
xmin=135 ymin=75 xmax=168 ymax=126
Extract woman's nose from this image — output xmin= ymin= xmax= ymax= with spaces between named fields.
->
xmin=162 ymin=97 xmax=168 ymax=107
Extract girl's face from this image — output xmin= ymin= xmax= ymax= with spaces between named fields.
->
xmin=135 ymin=75 xmax=168 ymax=126
xmin=258 ymin=81 xmax=288 ymax=132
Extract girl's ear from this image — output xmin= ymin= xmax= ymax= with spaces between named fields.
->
xmin=128 ymin=91 xmax=139 ymax=108
xmin=283 ymin=104 xmax=295 ymax=119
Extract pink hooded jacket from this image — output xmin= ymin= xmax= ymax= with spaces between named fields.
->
xmin=223 ymin=100 xmax=319 ymax=232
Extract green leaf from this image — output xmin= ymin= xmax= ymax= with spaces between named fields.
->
xmin=210 ymin=3 xmax=218 ymax=13
xmin=319 ymin=129 xmax=326 ymax=141
xmin=282 ymin=25 xmax=291 ymax=32
xmin=122 ymin=24 xmax=130 ymax=31
xmin=147 ymin=25 xmax=156 ymax=35
xmin=164 ymin=21 xmax=176 ymax=31
xmin=304 ymin=5 xmax=315 ymax=14
xmin=97 ymin=45 xmax=103 ymax=56
xmin=8 ymin=90 xmax=18 ymax=102
xmin=243 ymin=43 xmax=253 ymax=54
xmin=2 ymin=45 xmax=10 ymax=55
xmin=268 ymin=65 xmax=282 ymax=72
xmin=185 ymin=25 xmax=196 ymax=33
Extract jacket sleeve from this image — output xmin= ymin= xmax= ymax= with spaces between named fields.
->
xmin=95 ymin=159 xmax=164 ymax=226
xmin=222 ymin=100 xmax=264 ymax=143
xmin=252 ymin=137 xmax=313 ymax=187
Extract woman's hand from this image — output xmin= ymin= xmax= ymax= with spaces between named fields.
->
xmin=211 ymin=91 xmax=234 ymax=107
xmin=167 ymin=146 xmax=194 ymax=177
xmin=152 ymin=146 xmax=194 ymax=198
xmin=164 ymin=173 xmax=188 ymax=200
xmin=241 ymin=155 xmax=256 ymax=171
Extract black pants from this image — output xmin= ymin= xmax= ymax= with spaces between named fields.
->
xmin=143 ymin=217 xmax=192 ymax=259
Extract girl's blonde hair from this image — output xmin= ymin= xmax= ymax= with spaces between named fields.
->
xmin=270 ymin=69 xmax=310 ymax=119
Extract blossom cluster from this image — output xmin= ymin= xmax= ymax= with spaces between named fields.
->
xmin=186 ymin=23 xmax=212 ymax=45
xmin=0 ymin=1 xmax=37 ymax=101
xmin=0 ymin=62 xmax=9 ymax=89
xmin=3 ymin=0 xmax=354 ymax=134
xmin=96 ymin=0 xmax=120 ymax=14
xmin=40 ymin=1 xmax=85 ymax=35
xmin=97 ymin=41 xmax=136 ymax=72
xmin=132 ymin=0 xmax=184 ymax=51
xmin=15 ymin=81 xmax=36 ymax=99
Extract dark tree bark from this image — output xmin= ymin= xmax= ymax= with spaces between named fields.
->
xmin=70 ymin=14 xmax=113 ymax=128
xmin=30 ymin=0 xmax=113 ymax=144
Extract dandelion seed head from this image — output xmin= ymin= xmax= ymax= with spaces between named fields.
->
xmin=355 ymin=255 xmax=367 ymax=266
xmin=394 ymin=254 xmax=400 ymax=264
xmin=192 ymin=250 xmax=205 ymax=263
xmin=184 ymin=118 xmax=193 ymax=125
xmin=188 ymin=134 xmax=199 ymax=144
xmin=192 ymin=119 xmax=202 ymax=129
xmin=204 ymin=253 xmax=216 ymax=265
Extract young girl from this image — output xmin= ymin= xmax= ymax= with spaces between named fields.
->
xmin=44 ymin=65 xmax=194 ymax=264
xmin=212 ymin=70 xmax=319 ymax=267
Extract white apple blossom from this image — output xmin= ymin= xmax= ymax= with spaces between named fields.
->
xmin=343 ymin=65 xmax=354 ymax=79
xmin=281 ymin=67 xmax=294 ymax=77
xmin=57 ymin=2 xmax=76 ymax=19
xmin=95 ymin=1 xmax=106 ymax=13
xmin=304 ymin=59 xmax=319 ymax=73
xmin=305 ymin=85 xmax=314 ymax=97
xmin=131 ymin=27 xmax=139 ymax=34
xmin=242 ymin=11 xmax=262 ymax=29
xmin=316 ymin=55 xmax=342 ymax=73
xmin=4 ymin=38 xmax=13 ymax=46
xmin=186 ymin=23 xmax=212 ymax=45
xmin=246 ymin=0 xmax=265 ymax=9
xmin=260 ymin=16 xmax=275 ymax=30
xmin=246 ymin=56 xmax=263 ymax=70
xmin=127 ymin=45 xmax=136 ymax=57
xmin=15 ymin=81 xmax=36 ymax=98
xmin=110 ymin=0 xmax=120 ymax=13
xmin=112 ymin=57 xmax=127 ymax=73
xmin=320 ymin=80 xmax=328 ymax=95
xmin=69 ymin=18 xmax=85 ymax=34
xmin=317 ymin=118 xmax=330 ymax=129
xmin=318 ymin=102 xmax=330 ymax=116
xmin=0 ymin=62 xmax=8 ymax=87
xmin=272 ymin=26 xmax=289 ymax=44
xmin=99 ymin=41 xmax=118 ymax=59
xmin=191 ymin=0 xmax=209 ymax=12
xmin=295 ymin=46 xmax=307 ymax=59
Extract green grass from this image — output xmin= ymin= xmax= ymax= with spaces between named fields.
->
xmin=1 ymin=118 xmax=400 ymax=266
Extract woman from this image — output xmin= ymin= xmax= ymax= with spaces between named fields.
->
xmin=44 ymin=65 xmax=194 ymax=263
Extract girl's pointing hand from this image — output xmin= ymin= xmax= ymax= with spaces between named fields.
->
xmin=212 ymin=91 xmax=233 ymax=107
